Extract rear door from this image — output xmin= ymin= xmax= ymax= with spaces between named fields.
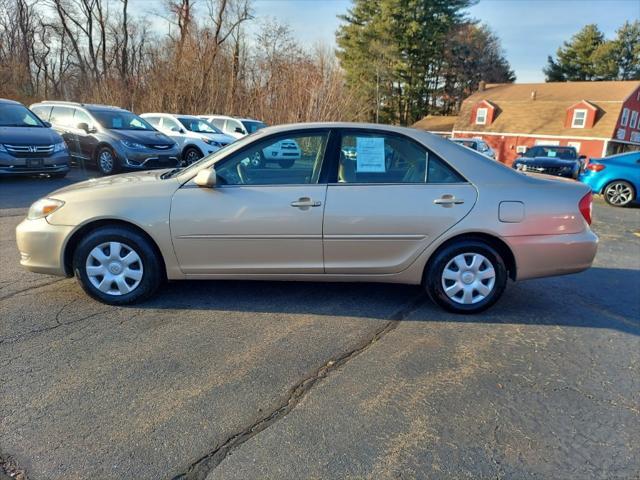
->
xmin=323 ymin=129 xmax=477 ymax=274
xmin=49 ymin=106 xmax=78 ymax=157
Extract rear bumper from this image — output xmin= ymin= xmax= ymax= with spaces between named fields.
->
xmin=506 ymin=229 xmax=598 ymax=281
xmin=16 ymin=217 xmax=73 ymax=276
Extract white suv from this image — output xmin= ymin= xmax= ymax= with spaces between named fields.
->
xmin=141 ymin=113 xmax=235 ymax=164
xmin=199 ymin=115 xmax=267 ymax=139
xmin=200 ymin=115 xmax=301 ymax=168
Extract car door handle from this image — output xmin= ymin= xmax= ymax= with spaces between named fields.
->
xmin=434 ymin=195 xmax=464 ymax=207
xmin=290 ymin=197 xmax=322 ymax=208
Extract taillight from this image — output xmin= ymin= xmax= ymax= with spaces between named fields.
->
xmin=586 ymin=163 xmax=605 ymax=172
xmin=579 ymin=191 xmax=593 ymax=225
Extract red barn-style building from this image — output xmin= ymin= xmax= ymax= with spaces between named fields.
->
xmin=450 ymin=81 xmax=640 ymax=165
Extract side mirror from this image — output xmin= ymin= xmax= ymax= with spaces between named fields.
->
xmin=43 ymin=121 xmax=52 ymax=128
xmin=194 ymin=168 xmax=217 ymax=188
xmin=234 ymin=127 xmax=245 ymax=134
xmin=77 ymin=122 xmax=90 ymax=133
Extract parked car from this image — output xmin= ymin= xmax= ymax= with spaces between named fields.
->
xmin=512 ymin=145 xmax=584 ymax=179
xmin=198 ymin=115 xmax=299 ymax=167
xmin=451 ymin=138 xmax=496 ymax=159
xmin=140 ymin=113 xmax=235 ymax=164
xmin=0 ymin=98 xmax=69 ymax=178
xmin=16 ymin=123 xmax=597 ymax=314
xmin=579 ymin=151 xmax=640 ymax=207
xmin=198 ymin=115 xmax=266 ymax=139
xmin=30 ymin=101 xmax=180 ymax=175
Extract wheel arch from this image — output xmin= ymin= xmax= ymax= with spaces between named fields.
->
xmin=182 ymin=144 xmax=204 ymax=156
xmin=424 ymin=232 xmax=517 ymax=281
xmin=63 ymin=218 xmax=167 ymax=279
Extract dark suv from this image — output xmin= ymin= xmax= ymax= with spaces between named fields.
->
xmin=30 ymin=101 xmax=180 ymax=175
xmin=0 ymin=99 xmax=70 ymax=178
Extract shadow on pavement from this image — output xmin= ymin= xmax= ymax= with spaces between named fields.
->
xmin=131 ymin=266 xmax=639 ymax=336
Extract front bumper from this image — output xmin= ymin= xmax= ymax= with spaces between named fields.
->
xmin=513 ymin=164 xmax=577 ymax=179
xmin=16 ymin=217 xmax=74 ymax=276
xmin=506 ymin=229 xmax=598 ymax=281
xmin=115 ymin=146 xmax=181 ymax=170
xmin=0 ymin=151 xmax=70 ymax=176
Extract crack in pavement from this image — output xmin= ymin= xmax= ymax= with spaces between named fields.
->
xmin=171 ymin=293 xmax=429 ymax=480
xmin=0 ymin=304 xmax=112 ymax=345
xmin=0 ymin=277 xmax=69 ymax=303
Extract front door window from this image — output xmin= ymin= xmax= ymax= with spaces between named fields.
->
xmin=215 ymin=132 xmax=329 ymax=186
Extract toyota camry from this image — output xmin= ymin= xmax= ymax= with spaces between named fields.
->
xmin=16 ymin=123 xmax=598 ymax=313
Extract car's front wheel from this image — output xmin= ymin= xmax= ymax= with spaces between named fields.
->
xmin=603 ymin=180 xmax=635 ymax=207
xmin=183 ymin=146 xmax=203 ymax=165
xmin=424 ymin=240 xmax=508 ymax=314
xmin=72 ymin=226 xmax=162 ymax=305
xmin=96 ymin=147 xmax=119 ymax=176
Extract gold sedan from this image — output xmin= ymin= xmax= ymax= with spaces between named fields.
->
xmin=16 ymin=123 xmax=598 ymax=313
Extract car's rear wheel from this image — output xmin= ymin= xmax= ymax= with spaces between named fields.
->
xmin=96 ymin=147 xmax=119 ymax=176
xmin=424 ymin=240 xmax=507 ymax=314
xmin=72 ymin=226 xmax=162 ymax=305
xmin=603 ymin=181 xmax=635 ymax=207
xmin=183 ymin=146 xmax=203 ymax=165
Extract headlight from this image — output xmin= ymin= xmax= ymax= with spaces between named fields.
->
xmin=53 ymin=141 xmax=67 ymax=153
xmin=27 ymin=198 xmax=65 ymax=220
xmin=201 ymin=137 xmax=221 ymax=147
xmin=121 ymin=140 xmax=146 ymax=150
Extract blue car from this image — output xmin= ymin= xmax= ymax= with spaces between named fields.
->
xmin=579 ymin=151 xmax=640 ymax=207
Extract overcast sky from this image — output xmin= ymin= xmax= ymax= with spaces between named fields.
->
xmin=135 ymin=0 xmax=640 ymax=83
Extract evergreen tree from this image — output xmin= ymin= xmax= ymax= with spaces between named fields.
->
xmin=337 ymin=0 xmax=478 ymax=124
xmin=544 ymin=22 xmax=640 ymax=81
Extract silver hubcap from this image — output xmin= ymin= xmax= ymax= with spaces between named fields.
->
xmin=441 ymin=253 xmax=496 ymax=305
xmin=85 ymin=241 xmax=143 ymax=296
xmin=99 ymin=151 xmax=114 ymax=173
xmin=605 ymin=183 xmax=633 ymax=206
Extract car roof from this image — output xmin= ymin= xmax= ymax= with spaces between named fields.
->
xmin=0 ymin=98 xmax=22 ymax=106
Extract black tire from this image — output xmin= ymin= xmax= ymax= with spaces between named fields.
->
xmin=183 ymin=146 xmax=203 ymax=165
xmin=72 ymin=226 xmax=163 ymax=305
xmin=279 ymin=158 xmax=295 ymax=168
xmin=603 ymin=180 xmax=635 ymax=207
xmin=95 ymin=146 xmax=119 ymax=176
xmin=424 ymin=239 xmax=508 ymax=314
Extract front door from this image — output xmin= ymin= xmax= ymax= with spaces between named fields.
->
xmin=323 ymin=130 xmax=477 ymax=274
xmin=170 ymin=130 xmax=331 ymax=274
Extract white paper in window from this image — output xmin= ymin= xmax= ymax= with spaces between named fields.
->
xmin=356 ymin=137 xmax=386 ymax=172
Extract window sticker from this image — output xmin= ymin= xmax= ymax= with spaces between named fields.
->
xmin=548 ymin=151 xmax=557 ymax=157
xmin=356 ymin=137 xmax=386 ymax=172
xmin=112 ymin=117 xmax=123 ymax=128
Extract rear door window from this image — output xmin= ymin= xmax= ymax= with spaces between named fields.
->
xmin=31 ymin=105 xmax=52 ymax=122
xmin=50 ymin=106 xmax=75 ymax=127
xmin=337 ymin=131 xmax=465 ymax=184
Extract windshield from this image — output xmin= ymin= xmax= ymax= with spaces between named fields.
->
xmin=0 ymin=104 xmax=44 ymax=127
xmin=90 ymin=109 xmax=154 ymax=131
xmin=178 ymin=117 xmax=223 ymax=134
xmin=241 ymin=120 xmax=267 ymax=134
xmin=524 ymin=146 xmax=577 ymax=160
xmin=454 ymin=140 xmax=476 ymax=149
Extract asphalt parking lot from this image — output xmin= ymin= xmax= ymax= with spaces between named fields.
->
xmin=1 ymin=169 xmax=639 ymax=480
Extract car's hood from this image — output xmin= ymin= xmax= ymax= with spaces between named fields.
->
xmin=50 ymin=169 xmax=172 ymax=197
xmin=516 ymin=157 xmax=578 ymax=167
xmin=0 ymin=126 xmax=62 ymax=145
xmin=200 ymin=133 xmax=235 ymax=144
xmin=118 ymin=130 xmax=174 ymax=145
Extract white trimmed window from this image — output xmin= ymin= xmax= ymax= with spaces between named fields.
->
xmin=571 ymin=109 xmax=587 ymax=128
xmin=568 ymin=141 xmax=581 ymax=153
xmin=621 ymin=107 xmax=630 ymax=127
xmin=516 ymin=145 xmax=527 ymax=154
xmin=475 ymin=107 xmax=488 ymax=125
xmin=630 ymin=110 xmax=638 ymax=129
